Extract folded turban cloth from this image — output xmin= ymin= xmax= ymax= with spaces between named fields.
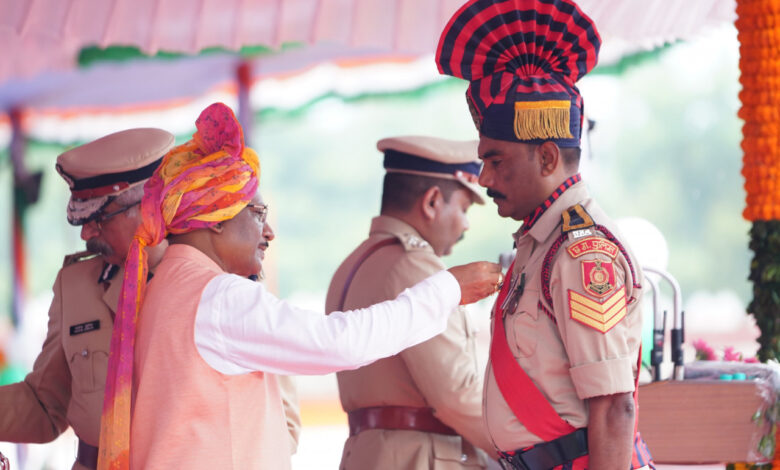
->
xmin=436 ymin=0 xmax=601 ymax=147
xmin=97 ymin=103 xmax=259 ymax=470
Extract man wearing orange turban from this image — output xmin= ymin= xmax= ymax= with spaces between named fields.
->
xmin=97 ymin=102 xmax=503 ymax=470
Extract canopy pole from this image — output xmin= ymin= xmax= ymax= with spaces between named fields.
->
xmin=9 ymin=108 xmax=43 ymax=328
xmin=236 ymin=61 xmax=254 ymax=147
xmin=9 ymin=109 xmax=27 ymax=328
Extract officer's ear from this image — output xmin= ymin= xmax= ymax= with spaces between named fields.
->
xmin=536 ymin=141 xmax=561 ymax=176
xmin=420 ymin=186 xmax=442 ymax=221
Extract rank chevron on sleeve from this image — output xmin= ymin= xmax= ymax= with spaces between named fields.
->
xmin=568 ymin=286 xmax=627 ymax=333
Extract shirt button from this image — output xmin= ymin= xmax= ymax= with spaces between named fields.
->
xmin=81 ymin=349 xmax=89 ymax=357
xmin=461 ymin=454 xmax=468 ymax=462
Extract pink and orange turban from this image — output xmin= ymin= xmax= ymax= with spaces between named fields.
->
xmin=97 ymin=103 xmax=259 ymax=470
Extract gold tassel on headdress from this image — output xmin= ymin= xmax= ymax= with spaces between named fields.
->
xmin=514 ymin=100 xmax=574 ymax=140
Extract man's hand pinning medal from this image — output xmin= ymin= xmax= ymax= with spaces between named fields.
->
xmin=448 ymin=261 xmax=504 ymax=305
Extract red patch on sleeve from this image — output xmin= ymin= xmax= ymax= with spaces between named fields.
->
xmin=581 ymin=259 xmax=616 ymax=298
xmin=567 ymin=236 xmax=619 ymax=259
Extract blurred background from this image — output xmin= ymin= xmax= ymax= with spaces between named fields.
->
xmin=0 ymin=2 xmax=755 ymax=468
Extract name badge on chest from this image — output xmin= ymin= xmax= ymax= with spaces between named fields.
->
xmin=69 ymin=320 xmax=100 ymax=336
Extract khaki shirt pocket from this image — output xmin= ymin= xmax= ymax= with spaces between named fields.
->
xmin=65 ymin=336 xmax=109 ymax=393
xmin=508 ymin=290 xmax=540 ymax=359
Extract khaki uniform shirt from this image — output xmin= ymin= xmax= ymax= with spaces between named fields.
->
xmin=484 ymin=182 xmax=644 ymax=451
xmin=326 ymin=216 xmax=492 ymax=470
xmin=0 ymin=254 xmax=118 ymax=470
xmin=0 ymin=253 xmax=301 ymax=469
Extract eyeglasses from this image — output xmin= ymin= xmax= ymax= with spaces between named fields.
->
xmin=90 ymin=201 xmax=140 ymax=230
xmin=246 ymin=203 xmax=269 ymax=224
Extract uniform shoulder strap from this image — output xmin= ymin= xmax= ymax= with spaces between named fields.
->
xmin=336 ymin=237 xmax=401 ymax=312
xmin=561 ymin=203 xmax=594 ymax=233
xmin=540 ymin=205 xmax=641 ymax=314
xmin=539 ymin=204 xmax=596 ymax=313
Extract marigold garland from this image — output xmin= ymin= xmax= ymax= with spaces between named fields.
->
xmin=738 ymin=0 xmax=780 ymax=354
xmin=739 ymin=0 xmax=780 ymax=221
xmin=737 ymin=1 xmax=780 ymax=468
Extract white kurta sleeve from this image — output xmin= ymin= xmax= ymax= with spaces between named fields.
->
xmin=194 ymin=270 xmax=460 ymax=375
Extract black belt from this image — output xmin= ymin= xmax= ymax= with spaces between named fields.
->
xmin=499 ymin=428 xmax=588 ymax=470
xmin=77 ymin=439 xmax=99 ymax=470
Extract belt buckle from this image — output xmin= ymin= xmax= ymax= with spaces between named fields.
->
xmin=498 ymin=454 xmax=529 ymax=470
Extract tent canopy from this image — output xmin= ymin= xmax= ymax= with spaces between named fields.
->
xmin=1 ymin=0 xmax=735 ymax=84
xmin=0 ymin=0 xmax=737 ymax=146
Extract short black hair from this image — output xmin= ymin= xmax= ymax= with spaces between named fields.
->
xmin=561 ymin=147 xmax=581 ymax=169
xmin=380 ymin=173 xmax=464 ymax=213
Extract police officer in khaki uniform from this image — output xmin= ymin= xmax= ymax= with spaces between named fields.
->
xmin=326 ymin=136 xmax=494 ymax=470
xmin=0 ymin=128 xmax=174 ymax=470
xmin=0 ymin=129 xmax=301 ymax=469
xmin=436 ymin=1 xmax=654 ymax=469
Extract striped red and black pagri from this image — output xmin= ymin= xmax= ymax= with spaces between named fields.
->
xmin=521 ymin=173 xmax=581 ymax=234
xmin=436 ymin=0 xmax=600 ymax=84
xmin=436 ymin=0 xmax=600 ymax=145
xmin=468 ymin=73 xmax=574 ymax=116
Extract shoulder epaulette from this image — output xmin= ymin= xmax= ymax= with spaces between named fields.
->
xmin=561 ymin=204 xmax=594 ymax=234
xmin=399 ymin=233 xmax=432 ymax=252
xmin=62 ymin=250 xmax=97 ymax=267
xmin=541 ymin=209 xmax=642 ymax=316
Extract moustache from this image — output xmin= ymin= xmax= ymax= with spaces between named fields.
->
xmin=86 ymin=238 xmax=114 ymax=257
xmin=486 ymin=189 xmax=507 ymax=200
